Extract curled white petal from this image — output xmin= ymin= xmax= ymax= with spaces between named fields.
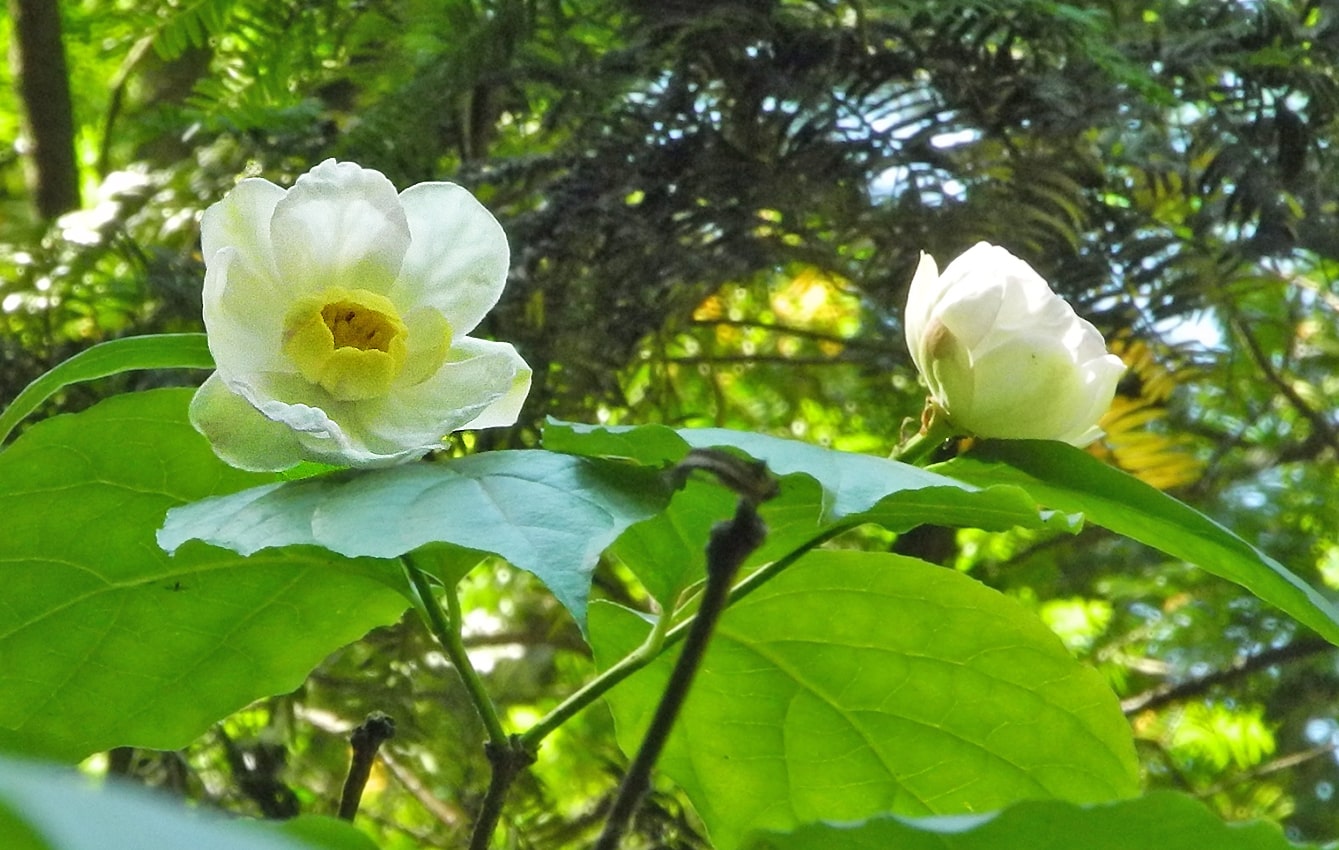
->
xmin=354 ymin=336 xmax=531 ymax=451
xmin=189 ymin=373 xmax=307 ymax=472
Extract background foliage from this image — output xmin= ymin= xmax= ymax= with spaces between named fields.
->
xmin=3 ymin=0 xmax=1339 ymax=846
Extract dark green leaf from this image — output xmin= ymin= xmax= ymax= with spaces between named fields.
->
xmin=740 ymin=791 xmax=1315 ymax=850
xmin=937 ymin=440 xmax=1339 ymax=645
xmin=159 ymin=450 xmax=673 ymax=626
xmin=0 ymin=334 xmax=213 ymax=447
xmin=0 ymin=389 xmax=408 ymax=761
xmin=592 ymin=550 xmax=1139 ymax=850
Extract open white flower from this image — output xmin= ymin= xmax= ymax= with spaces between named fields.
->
xmin=191 ymin=159 xmax=531 ymax=470
xmin=905 ymin=242 xmax=1124 ymax=446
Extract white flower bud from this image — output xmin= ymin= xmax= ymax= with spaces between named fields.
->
xmin=905 ymin=242 xmax=1124 ymax=446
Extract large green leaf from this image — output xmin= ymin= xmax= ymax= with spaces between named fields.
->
xmin=0 ymin=754 xmax=356 ymax=850
xmin=158 ymin=450 xmax=672 ymax=626
xmin=0 ymin=389 xmax=408 ymax=761
xmin=550 ymin=421 xmax=1079 ymax=607
xmin=937 ymin=440 xmax=1339 ymax=645
xmin=592 ymin=550 xmax=1139 ymax=850
xmin=0 ymin=333 xmax=212 ymax=446
xmin=740 ymin=791 xmax=1314 ymax=850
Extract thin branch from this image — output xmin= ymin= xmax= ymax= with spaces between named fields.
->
xmin=470 ymin=737 xmax=535 ymax=850
xmin=1200 ymin=742 xmax=1339 ymax=797
xmin=380 ymin=749 xmax=468 ymax=830
xmin=518 ymin=526 xmax=845 ymax=750
xmin=401 ymin=555 xmax=534 ymax=850
xmin=1121 ymin=636 xmax=1334 ymax=714
xmin=594 ymin=497 xmax=769 ymax=850
xmin=1230 ymin=316 xmax=1339 ymax=457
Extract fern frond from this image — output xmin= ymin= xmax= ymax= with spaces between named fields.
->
xmin=154 ymin=0 xmax=239 ymax=60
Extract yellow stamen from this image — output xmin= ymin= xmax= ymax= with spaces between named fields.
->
xmin=283 ymin=288 xmax=409 ymax=401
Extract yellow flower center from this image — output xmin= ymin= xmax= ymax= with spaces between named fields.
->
xmin=282 ymin=288 xmax=409 ymax=401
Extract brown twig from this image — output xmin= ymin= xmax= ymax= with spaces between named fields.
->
xmin=338 ymin=712 xmax=397 ymax=821
xmin=1121 ymin=636 xmax=1334 ymax=714
xmin=1230 ymin=315 xmax=1339 ymax=457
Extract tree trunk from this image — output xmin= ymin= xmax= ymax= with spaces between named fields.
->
xmin=8 ymin=0 xmax=80 ymax=218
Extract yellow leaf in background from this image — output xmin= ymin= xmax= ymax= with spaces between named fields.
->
xmin=1092 ymin=335 xmax=1205 ymax=490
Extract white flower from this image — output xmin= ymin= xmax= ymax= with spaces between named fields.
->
xmin=905 ymin=242 xmax=1124 ymax=446
xmin=190 ymin=159 xmax=531 ymax=470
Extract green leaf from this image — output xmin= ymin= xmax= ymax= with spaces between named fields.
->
xmin=551 ymin=421 xmax=1078 ymax=607
xmin=611 ymin=478 xmax=737 ymax=606
xmin=280 ymin=816 xmax=381 ymax=850
xmin=592 ymin=550 xmax=1139 ymax=850
xmin=936 ymin=440 xmax=1339 ymax=645
xmin=158 ymin=451 xmax=673 ymax=627
xmin=0 ymin=389 xmax=408 ymax=761
xmin=0 ymin=754 xmax=330 ymax=849
xmin=740 ymin=791 xmax=1314 ymax=850
xmin=0 ymin=334 xmax=213 ymax=447
xmin=543 ymin=417 xmax=687 ymax=465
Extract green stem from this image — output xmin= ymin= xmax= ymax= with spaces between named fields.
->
xmin=889 ymin=406 xmax=958 ymax=465
xmin=518 ymin=596 xmax=670 ymax=749
xmin=401 ymin=556 xmax=508 ymax=746
xmin=518 ymin=527 xmax=843 ymax=751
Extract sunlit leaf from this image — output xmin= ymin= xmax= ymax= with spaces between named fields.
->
xmin=592 ymin=550 xmax=1139 ymax=850
xmin=159 ymin=450 xmax=672 ymax=627
xmin=280 ymin=816 xmax=381 ymax=850
xmin=740 ymin=791 xmax=1314 ymax=850
xmin=0 ymin=389 xmax=408 ymax=761
xmin=937 ymin=440 xmax=1339 ymax=645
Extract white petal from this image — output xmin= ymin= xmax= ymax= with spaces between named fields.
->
xmin=394 ymin=182 xmax=510 ymax=335
xmin=354 ymin=336 xmax=530 ymax=449
xmin=1057 ymin=353 xmax=1125 ymax=446
xmin=903 ymin=252 xmax=939 ymax=374
xmin=189 ymin=372 xmax=307 ymax=472
xmin=201 ymin=177 xmax=286 ymax=285
xmin=203 ymin=247 xmax=293 ymax=377
xmin=934 ymin=279 xmax=1005 ymax=351
xmin=269 ymin=160 xmax=411 ymax=297
xmin=958 ymin=337 xmax=1087 ymax=439
xmin=458 ymin=341 xmax=533 ymax=430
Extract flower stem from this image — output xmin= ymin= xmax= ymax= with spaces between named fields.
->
xmin=401 ymin=555 xmax=508 ymax=746
xmin=890 ymin=405 xmax=958 ymax=465
xmin=403 ymin=555 xmax=532 ymax=849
